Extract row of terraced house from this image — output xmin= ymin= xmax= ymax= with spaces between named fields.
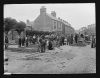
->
xmin=26 ymin=6 xmax=75 ymax=35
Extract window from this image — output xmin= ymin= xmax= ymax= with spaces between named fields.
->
xmin=59 ymin=23 xmax=62 ymax=31
xmin=57 ymin=21 xmax=58 ymax=29
xmin=54 ymin=20 xmax=56 ymax=29
xmin=61 ymin=23 xmax=62 ymax=30
xmin=58 ymin=22 xmax=60 ymax=29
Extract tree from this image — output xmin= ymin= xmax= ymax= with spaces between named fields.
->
xmin=4 ymin=17 xmax=17 ymax=35
xmin=26 ymin=30 xmax=31 ymax=36
xmin=15 ymin=21 xmax=26 ymax=35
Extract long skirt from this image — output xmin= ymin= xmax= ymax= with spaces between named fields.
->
xmin=5 ymin=43 xmax=8 ymax=49
xmin=48 ymin=44 xmax=53 ymax=50
xmin=26 ymin=40 xmax=28 ymax=47
xmin=19 ymin=39 xmax=21 ymax=47
xmin=22 ymin=39 xmax=24 ymax=46
xmin=37 ymin=44 xmax=41 ymax=52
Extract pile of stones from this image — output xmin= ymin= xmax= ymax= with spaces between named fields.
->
xmin=70 ymin=42 xmax=86 ymax=47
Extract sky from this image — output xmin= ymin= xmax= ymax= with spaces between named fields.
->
xmin=4 ymin=3 xmax=95 ymax=30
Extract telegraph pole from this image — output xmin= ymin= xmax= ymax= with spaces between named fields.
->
xmin=24 ymin=27 xmax=26 ymax=47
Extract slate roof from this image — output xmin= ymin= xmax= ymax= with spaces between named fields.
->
xmin=27 ymin=12 xmax=74 ymax=30
xmin=26 ymin=21 xmax=34 ymax=27
xmin=46 ymin=13 xmax=71 ymax=26
xmin=46 ymin=13 xmax=61 ymax=22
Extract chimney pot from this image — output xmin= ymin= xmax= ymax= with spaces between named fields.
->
xmin=51 ymin=11 xmax=56 ymax=17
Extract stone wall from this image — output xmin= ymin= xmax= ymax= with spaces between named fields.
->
xmin=7 ymin=30 xmax=19 ymax=44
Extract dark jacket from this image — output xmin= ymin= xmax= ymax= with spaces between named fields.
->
xmin=5 ymin=36 xmax=8 ymax=43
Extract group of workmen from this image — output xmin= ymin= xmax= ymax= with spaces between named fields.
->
xmin=4 ymin=33 xmax=96 ymax=52
xmin=15 ymin=34 xmax=67 ymax=52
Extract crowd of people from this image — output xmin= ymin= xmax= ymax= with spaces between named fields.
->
xmin=4 ymin=32 xmax=96 ymax=52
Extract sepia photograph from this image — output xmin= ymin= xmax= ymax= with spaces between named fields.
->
xmin=4 ymin=3 xmax=96 ymax=74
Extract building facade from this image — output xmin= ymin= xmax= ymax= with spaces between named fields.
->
xmin=79 ymin=24 xmax=96 ymax=35
xmin=26 ymin=6 xmax=75 ymax=35
xmin=87 ymin=24 xmax=96 ymax=35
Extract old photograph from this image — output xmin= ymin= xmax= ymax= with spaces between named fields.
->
xmin=4 ymin=3 xmax=96 ymax=74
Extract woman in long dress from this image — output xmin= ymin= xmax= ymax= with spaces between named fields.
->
xmin=5 ymin=36 xmax=9 ymax=49
xmin=26 ymin=36 xmax=28 ymax=47
xmin=18 ymin=36 xmax=21 ymax=47
xmin=48 ymin=39 xmax=53 ymax=50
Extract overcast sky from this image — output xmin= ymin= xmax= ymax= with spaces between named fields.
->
xmin=4 ymin=3 xmax=95 ymax=30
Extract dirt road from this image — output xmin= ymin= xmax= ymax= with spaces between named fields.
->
xmin=4 ymin=45 xmax=96 ymax=74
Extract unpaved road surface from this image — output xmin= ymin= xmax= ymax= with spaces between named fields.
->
xmin=4 ymin=45 xmax=96 ymax=74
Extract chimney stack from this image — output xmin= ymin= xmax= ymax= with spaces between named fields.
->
xmin=40 ymin=6 xmax=46 ymax=15
xmin=51 ymin=11 xmax=56 ymax=17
